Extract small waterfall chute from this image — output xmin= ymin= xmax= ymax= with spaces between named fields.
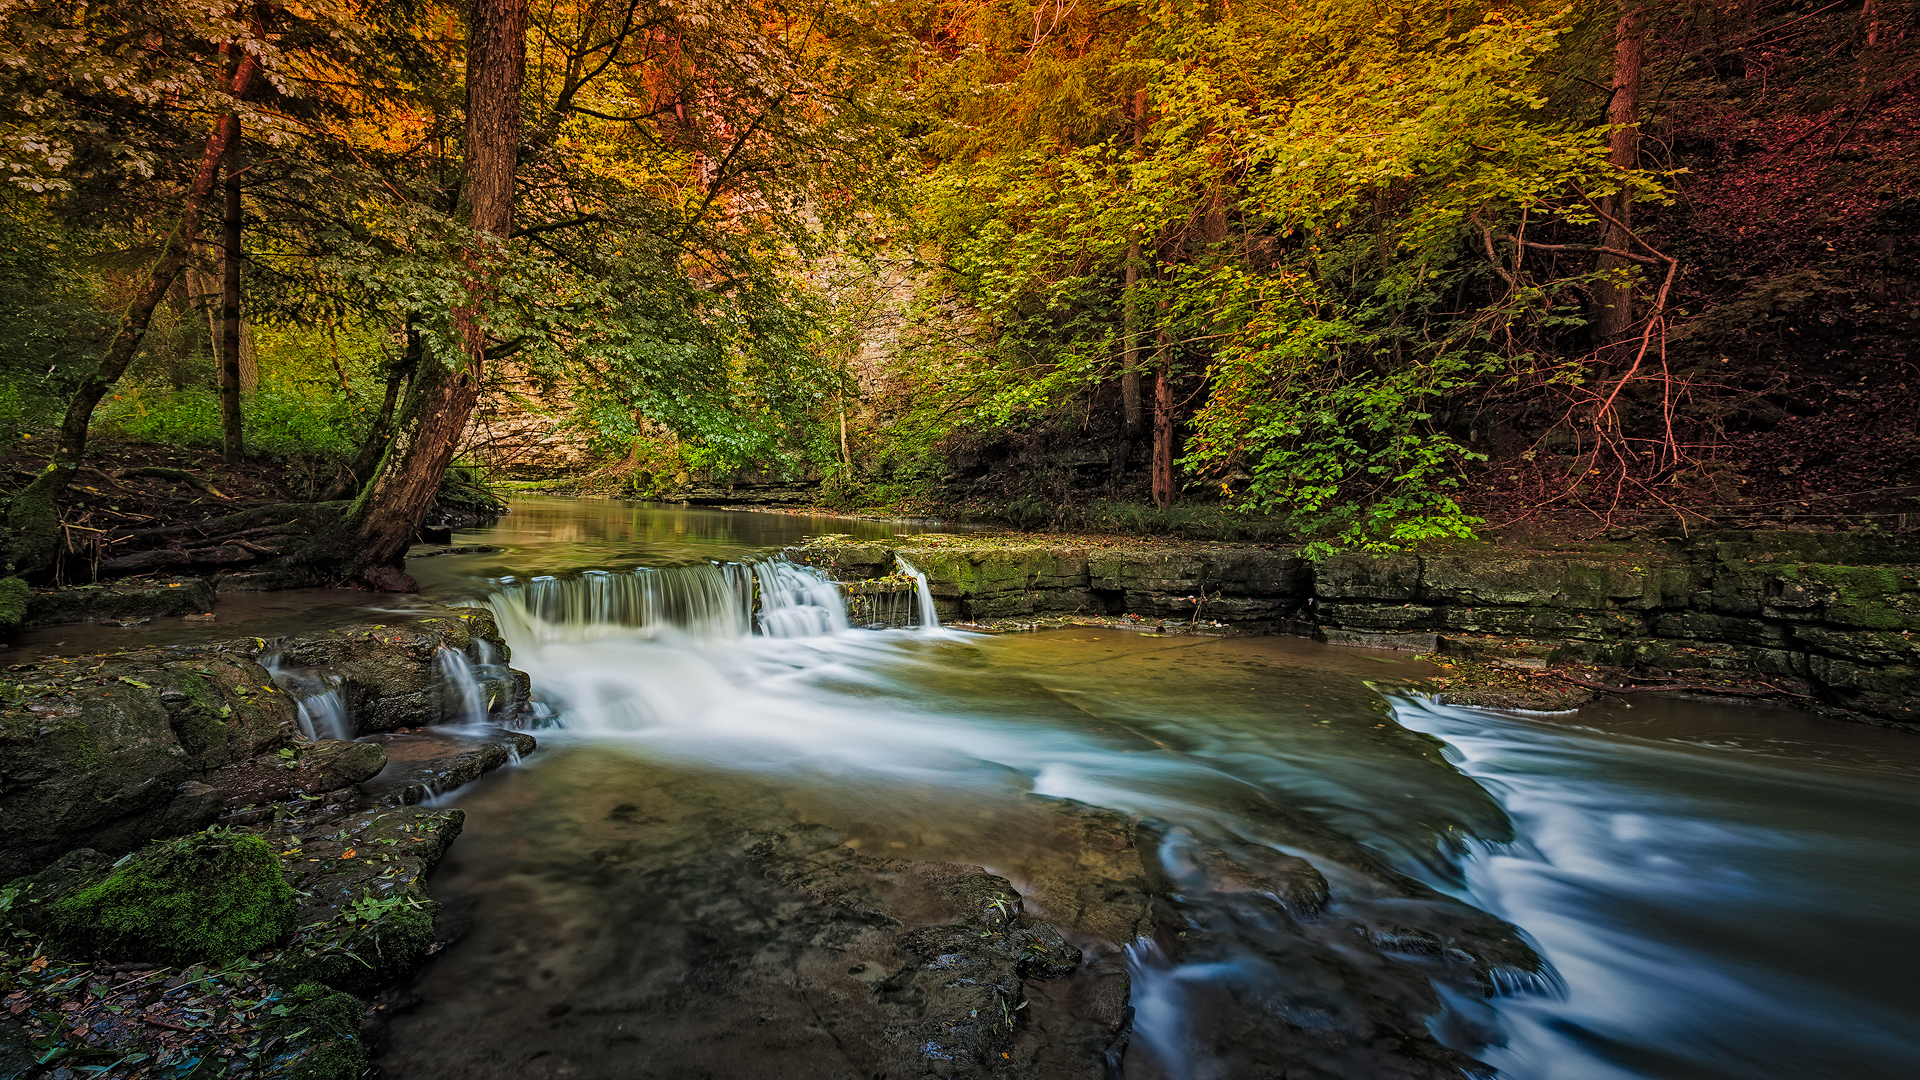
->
xmin=261 ymin=655 xmax=353 ymax=741
xmin=755 ymin=558 xmax=849 ymax=638
xmin=894 ymin=556 xmax=941 ymax=629
xmin=436 ymin=645 xmax=490 ymax=726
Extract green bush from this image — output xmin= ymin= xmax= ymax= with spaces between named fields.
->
xmin=93 ymin=385 xmax=366 ymax=460
xmin=45 ymin=830 xmax=296 ymax=965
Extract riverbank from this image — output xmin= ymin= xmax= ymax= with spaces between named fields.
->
xmin=790 ymin=529 xmax=1920 ymax=729
xmin=0 ymin=612 xmax=536 ymax=1078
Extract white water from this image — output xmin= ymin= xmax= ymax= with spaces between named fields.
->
xmin=442 ymin=552 xmax=1920 ymax=1080
xmin=435 ymin=646 xmax=490 ymax=726
xmin=261 ymin=656 xmax=354 ymax=741
xmin=895 ymin=555 xmax=941 ymax=629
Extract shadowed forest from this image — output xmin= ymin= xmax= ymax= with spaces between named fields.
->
xmin=0 ymin=0 xmax=1915 ymax=598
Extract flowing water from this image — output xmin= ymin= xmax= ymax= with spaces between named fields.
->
xmin=360 ymin=501 xmax=1920 ymax=1080
xmin=13 ymin=498 xmax=1913 ymax=1077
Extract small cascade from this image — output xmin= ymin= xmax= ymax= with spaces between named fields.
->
xmin=261 ymin=656 xmax=353 ymax=741
xmin=894 ymin=556 xmax=942 ymax=629
xmin=436 ymin=646 xmax=490 ymax=726
xmin=484 ymin=563 xmax=756 ymax=644
xmin=755 ymin=558 xmax=849 ymax=637
xmin=480 ymin=558 xmax=851 ymax=644
xmin=845 ymin=581 xmax=917 ymax=629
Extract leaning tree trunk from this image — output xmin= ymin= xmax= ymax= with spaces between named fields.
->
xmin=219 ymin=117 xmax=246 ymax=463
xmin=339 ymin=0 xmax=527 ymax=583
xmin=1593 ymin=0 xmax=1646 ymax=346
xmin=3 ymin=51 xmax=258 ymax=578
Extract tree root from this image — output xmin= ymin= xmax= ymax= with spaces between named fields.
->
xmin=117 ymin=466 xmax=234 ymax=499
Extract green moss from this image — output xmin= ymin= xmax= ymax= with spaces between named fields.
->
xmin=275 ymin=892 xmax=438 ymax=995
xmin=4 ymin=469 xmax=63 ymax=577
xmin=283 ymin=981 xmax=370 ymax=1080
xmin=45 ymin=831 xmax=296 ymax=964
xmin=0 ymin=575 xmax=28 ymax=626
xmin=165 ymin=671 xmax=231 ymax=761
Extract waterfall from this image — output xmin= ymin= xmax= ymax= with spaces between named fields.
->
xmin=483 ymin=563 xmax=755 ymax=644
xmin=894 ymin=556 xmax=941 ymax=629
xmin=261 ymin=656 xmax=353 ymax=741
xmin=756 ymin=559 xmax=850 ymax=638
xmin=479 ymin=558 xmax=855 ymax=645
xmin=436 ymin=646 xmax=490 ymax=726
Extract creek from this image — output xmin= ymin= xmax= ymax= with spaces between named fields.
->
xmin=23 ymin=499 xmax=1918 ymax=1079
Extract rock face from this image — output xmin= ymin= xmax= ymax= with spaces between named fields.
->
xmin=789 ymin=538 xmax=1314 ymax=629
xmin=22 ymin=577 xmax=218 ymax=627
xmin=0 ymin=644 xmax=297 ymax=879
xmin=0 ymin=611 xmax=537 ymax=880
xmin=789 ymin=531 xmax=1920 ymax=726
xmin=261 ymin=611 xmax=532 ymax=734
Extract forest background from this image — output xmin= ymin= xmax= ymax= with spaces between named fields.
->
xmin=0 ymin=0 xmax=1914 ymax=590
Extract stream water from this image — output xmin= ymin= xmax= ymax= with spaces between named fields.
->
xmin=365 ymin=501 xmax=1920 ymax=1080
xmin=16 ymin=499 xmax=1917 ymax=1078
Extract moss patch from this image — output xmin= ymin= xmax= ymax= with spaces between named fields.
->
xmin=0 ymin=575 xmax=28 ymax=626
xmin=282 ymin=981 xmax=370 ymax=1080
xmin=275 ymin=892 xmax=437 ymax=995
xmin=44 ymin=831 xmax=296 ymax=964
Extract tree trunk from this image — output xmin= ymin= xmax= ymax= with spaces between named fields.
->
xmin=327 ymin=323 xmax=417 ymax=501
xmin=1121 ymin=231 xmax=1143 ymax=437
xmin=1593 ymin=0 xmax=1645 ymax=346
xmin=342 ymin=0 xmax=527 ymax=580
xmin=220 ymin=118 xmax=246 ymax=463
xmin=4 ymin=52 xmax=258 ymax=578
xmin=1120 ymin=90 xmax=1148 ymax=440
xmin=1151 ymin=325 xmax=1174 ymax=510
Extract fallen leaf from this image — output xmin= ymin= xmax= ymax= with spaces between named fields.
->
xmin=341 ymin=849 xmax=356 ymax=859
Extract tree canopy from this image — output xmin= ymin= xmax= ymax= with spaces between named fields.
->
xmin=0 ymin=0 xmax=1913 ymax=578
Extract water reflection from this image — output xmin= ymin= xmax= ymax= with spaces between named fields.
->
xmin=411 ymin=496 xmax=956 ymax=590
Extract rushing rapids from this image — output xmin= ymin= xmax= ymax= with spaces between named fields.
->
xmin=362 ymin=503 xmax=1920 ymax=1080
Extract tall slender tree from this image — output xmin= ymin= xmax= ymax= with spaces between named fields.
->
xmin=3 ymin=37 xmax=260 ymax=575
xmin=219 ymin=111 xmax=246 ymax=463
xmin=1593 ymin=0 xmax=1647 ymax=345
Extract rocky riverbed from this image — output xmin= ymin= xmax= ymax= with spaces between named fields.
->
xmin=0 ymin=611 xmax=535 ymax=1078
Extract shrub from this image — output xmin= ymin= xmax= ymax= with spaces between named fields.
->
xmin=93 ymin=386 xmax=365 ymax=460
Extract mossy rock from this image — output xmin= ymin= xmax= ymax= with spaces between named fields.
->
xmin=0 ymin=576 xmax=28 ymax=628
xmin=36 ymin=830 xmax=296 ymax=964
xmin=279 ymin=981 xmax=370 ymax=1080
xmin=272 ymin=892 xmax=438 ymax=996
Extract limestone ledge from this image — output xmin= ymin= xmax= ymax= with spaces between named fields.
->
xmin=789 ymin=532 xmax=1920 ymax=727
xmin=0 ymin=611 xmax=537 ymax=881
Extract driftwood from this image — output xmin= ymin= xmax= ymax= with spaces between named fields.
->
xmin=86 ymin=501 xmax=344 ymax=578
